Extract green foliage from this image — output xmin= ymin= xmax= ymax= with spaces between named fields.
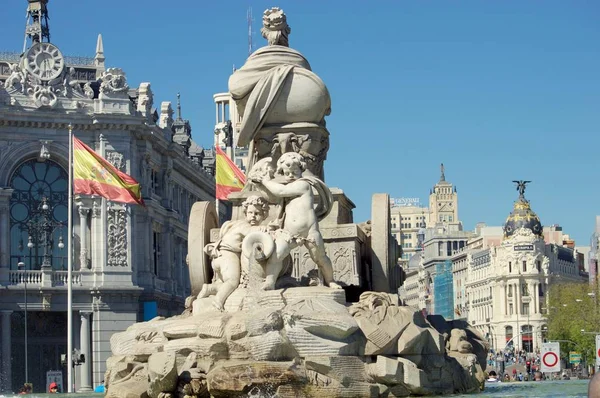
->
xmin=546 ymin=281 xmax=599 ymax=364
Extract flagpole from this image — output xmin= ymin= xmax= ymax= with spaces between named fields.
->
xmin=215 ymin=145 xmax=219 ymax=225
xmin=67 ymin=123 xmax=74 ymax=393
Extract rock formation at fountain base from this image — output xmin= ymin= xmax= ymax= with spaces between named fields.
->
xmin=105 ymin=288 xmax=487 ymax=398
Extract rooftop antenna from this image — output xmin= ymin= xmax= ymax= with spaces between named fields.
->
xmin=247 ymin=7 xmax=254 ymax=56
xmin=23 ymin=0 xmax=50 ymax=53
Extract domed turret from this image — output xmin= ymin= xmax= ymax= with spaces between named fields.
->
xmin=503 ymin=180 xmax=542 ymax=239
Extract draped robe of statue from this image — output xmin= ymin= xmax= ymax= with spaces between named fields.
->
xmin=228 ymin=46 xmax=330 ymax=179
xmin=229 ymin=45 xmax=311 ymax=148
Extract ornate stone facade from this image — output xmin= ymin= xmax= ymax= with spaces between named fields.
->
xmin=0 ymin=4 xmax=215 ymax=392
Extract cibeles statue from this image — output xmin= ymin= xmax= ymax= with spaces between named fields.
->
xmin=229 ymin=7 xmax=331 ymax=180
xmin=105 ymin=8 xmax=489 ymax=398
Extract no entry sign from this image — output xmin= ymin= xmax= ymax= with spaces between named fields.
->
xmin=541 ymin=342 xmax=561 ymax=373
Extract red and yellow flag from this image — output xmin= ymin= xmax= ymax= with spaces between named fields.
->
xmin=73 ymin=136 xmax=144 ymax=206
xmin=215 ymin=146 xmax=245 ymax=200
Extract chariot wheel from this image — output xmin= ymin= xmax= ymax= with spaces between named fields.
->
xmin=187 ymin=201 xmax=218 ymax=296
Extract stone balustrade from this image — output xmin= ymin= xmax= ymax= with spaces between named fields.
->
xmin=7 ymin=269 xmax=82 ymax=287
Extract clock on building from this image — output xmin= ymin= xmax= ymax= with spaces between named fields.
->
xmin=24 ymin=42 xmax=65 ymax=81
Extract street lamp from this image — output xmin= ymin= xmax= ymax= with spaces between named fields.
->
xmin=17 ymin=261 xmax=28 ymax=386
xmin=21 ymin=197 xmax=65 ymax=270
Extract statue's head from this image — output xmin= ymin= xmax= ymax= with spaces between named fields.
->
xmin=277 ymin=152 xmax=305 ymax=182
xmin=261 ymin=7 xmax=291 ymax=47
xmin=242 ymin=195 xmax=269 ymax=226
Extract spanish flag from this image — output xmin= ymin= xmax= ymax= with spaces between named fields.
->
xmin=73 ymin=136 xmax=144 ymax=206
xmin=215 ymin=146 xmax=245 ymax=200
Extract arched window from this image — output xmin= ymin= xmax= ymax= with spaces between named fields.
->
xmin=9 ymin=159 xmax=68 ymax=270
xmin=505 ymin=326 xmax=513 ymax=342
xmin=521 ymin=325 xmax=533 ymax=352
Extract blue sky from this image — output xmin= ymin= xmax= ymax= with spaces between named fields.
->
xmin=1 ymin=1 xmax=599 ymax=244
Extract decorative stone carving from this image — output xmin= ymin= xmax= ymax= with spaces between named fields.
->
xmin=107 ymin=204 xmax=128 ymax=267
xmin=4 ymin=61 xmax=90 ymax=109
xmin=5 ymin=63 xmax=26 ymax=92
xmin=137 ymin=82 xmax=154 ymax=120
xmin=106 ymin=150 xmax=125 ymax=172
xmin=140 ymin=154 xmax=151 ymax=196
xmin=159 ymin=102 xmax=174 ymax=129
xmin=189 ymin=196 xmax=270 ymax=312
xmin=447 ymin=328 xmax=473 ymax=354
xmin=63 ymin=67 xmax=84 ymax=96
xmin=83 ymin=82 xmax=94 ymax=99
xmin=31 ymin=85 xmax=58 ymax=108
xmin=248 ymin=152 xmax=340 ymax=291
xmin=99 ymin=68 xmax=129 ymax=95
xmin=91 ymin=200 xmax=101 ymax=218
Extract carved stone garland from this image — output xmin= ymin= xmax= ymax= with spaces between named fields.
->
xmin=106 ymin=150 xmax=125 ymax=171
xmin=107 ymin=204 xmax=128 ymax=267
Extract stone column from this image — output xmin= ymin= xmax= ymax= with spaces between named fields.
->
xmin=78 ymin=207 xmax=90 ymax=269
xmin=0 ymin=190 xmax=13 ymax=286
xmin=163 ymin=226 xmax=173 ymax=283
xmin=90 ymin=198 xmax=106 ymax=272
xmin=515 ymin=282 xmax=521 ymax=316
xmin=533 ymin=282 xmax=538 ymax=314
xmin=0 ymin=205 xmax=8 ymax=267
xmin=1 ymin=310 xmax=12 ymax=393
xmin=78 ymin=312 xmax=93 ymax=392
xmin=500 ymin=283 xmax=506 ymax=316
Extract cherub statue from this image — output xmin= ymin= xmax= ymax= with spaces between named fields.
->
xmin=251 ymin=152 xmax=341 ymax=290
xmin=5 ymin=63 xmax=25 ymax=91
xmin=190 ymin=195 xmax=270 ymax=311
xmin=63 ymin=67 xmax=83 ymax=96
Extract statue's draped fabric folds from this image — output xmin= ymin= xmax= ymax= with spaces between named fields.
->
xmin=104 ymin=7 xmax=489 ymax=398
xmin=229 ymin=46 xmax=312 ymax=147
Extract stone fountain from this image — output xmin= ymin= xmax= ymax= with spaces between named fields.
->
xmin=104 ymin=7 xmax=488 ymax=398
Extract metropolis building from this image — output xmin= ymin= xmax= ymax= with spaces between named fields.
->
xmin=0 ymin=1 xmax=215 ymax=392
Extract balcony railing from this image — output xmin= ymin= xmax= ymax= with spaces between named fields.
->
xmin=52 ymin=271 xmax=82 ymax=286
xmin=9 ymin=270 xmax=42 ymax=285
xmin=8 ymin=269 xmax=82 ymax=287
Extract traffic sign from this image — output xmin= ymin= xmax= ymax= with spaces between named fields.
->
xmin=569 ymin=351 xmax=581 ymax=365
xmin=541 ymin=342 xmax=561 ymax=373
xmin=46 ymin=370 xmax=63 ymax=393
xmin=595 ymin=335 xmax=600 ymax=370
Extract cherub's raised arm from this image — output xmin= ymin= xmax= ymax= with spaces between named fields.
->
xmin=259 ymin=179 xmax=308 ymax=198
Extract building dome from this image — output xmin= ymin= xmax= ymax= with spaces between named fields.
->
xmin=503 ymin=182 xmax=543 ymax=239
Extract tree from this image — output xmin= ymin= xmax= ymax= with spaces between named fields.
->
xmin=546 ymin=280 xmax=599 ymax=366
